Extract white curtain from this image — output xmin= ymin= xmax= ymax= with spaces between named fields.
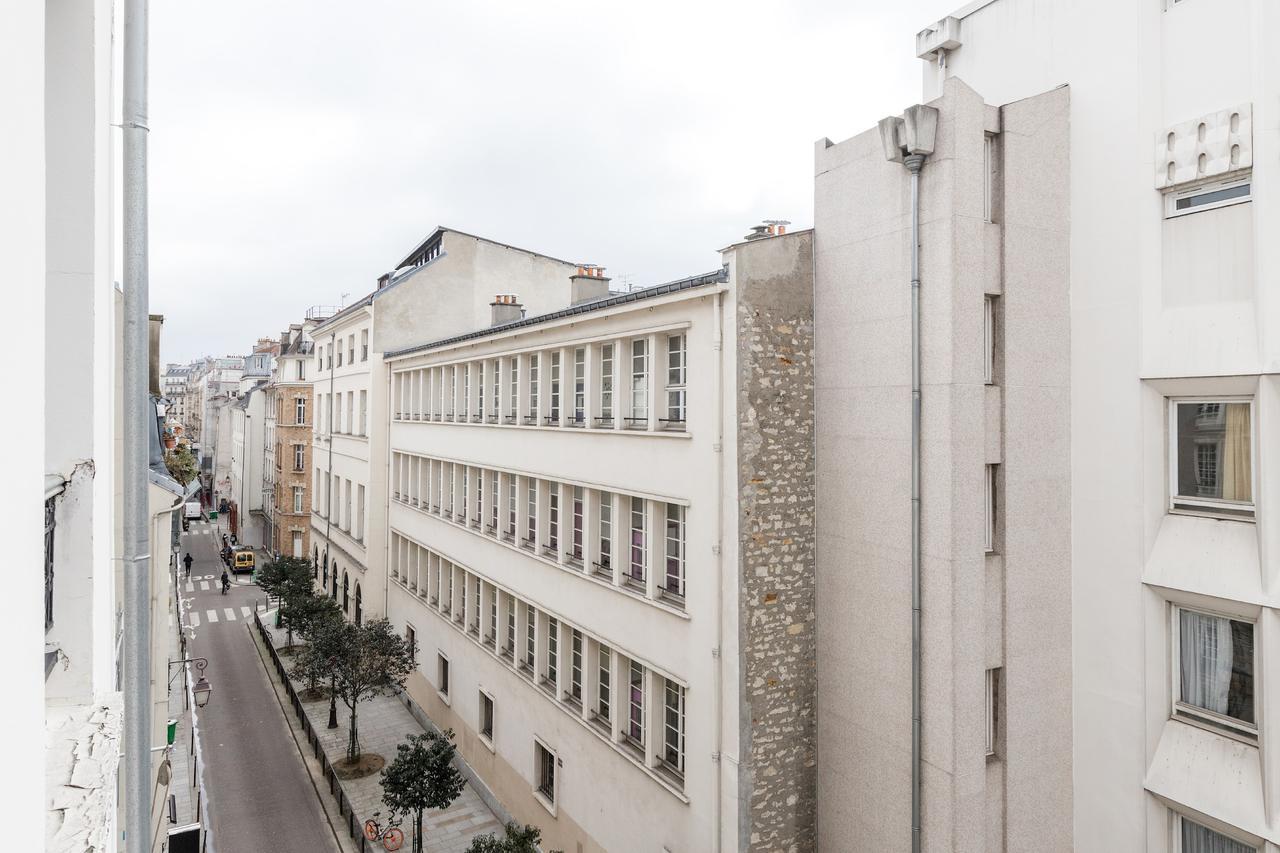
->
xmin=1179 ymin=611 xmax=1233 ymax=715
xmin=1181 ymin=818 xmax=1255 ymax=853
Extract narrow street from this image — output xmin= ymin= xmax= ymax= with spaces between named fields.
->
xmin=179 ymin=521 xmax=342 ymax=853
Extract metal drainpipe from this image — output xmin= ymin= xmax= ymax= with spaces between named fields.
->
xmin=325 ymin=333 xmax=336 ymax=592
xmin=710 ymin=288 xmax=725 ymax=853
xmin=906 ymin=151 xmax=925 ymax=853
xmin=122 ymin=0 xmax=151 ymax=846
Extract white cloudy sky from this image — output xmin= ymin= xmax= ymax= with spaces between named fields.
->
xmin=151 ymin=0 xmax=960 ymax=364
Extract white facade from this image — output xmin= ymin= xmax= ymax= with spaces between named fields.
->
xmin=905 ymin=1 xmax=1279 ymax=850
xmin=229 ymin=382 xmax=267 ymax=547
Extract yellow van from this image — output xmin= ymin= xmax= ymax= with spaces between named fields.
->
xmin=232 ymin=547 xmax=255 ymax=575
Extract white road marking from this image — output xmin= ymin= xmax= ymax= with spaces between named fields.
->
xmin=206 ymin=610 xmax=219 ymax=623
xmin=241 ymin=606 xmax=251 ymax=619
xmin=190 ymin=612 xmax=201 ymax=627
xmin=224 ymin=608 xmax=236 ymax=621
xmin=199 ymin=581 xmax=209 ymax=591
xmin=185 ymin=582 xmax=194 ymax=592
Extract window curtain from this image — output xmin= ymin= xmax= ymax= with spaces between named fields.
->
xmin=1181 ymin=818 xmax=1255 ymax=853
xmin=1180 ymin=611 xmax=1233 ymax=715
xmin=1221 ymin=403 xmax=1251 ymax=502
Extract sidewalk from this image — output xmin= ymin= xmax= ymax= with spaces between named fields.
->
xmin=255 ymin=610 xmax=505 ymax=853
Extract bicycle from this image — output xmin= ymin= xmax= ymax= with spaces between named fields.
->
xmin=363 ymin=811 xmax=404 ymax=851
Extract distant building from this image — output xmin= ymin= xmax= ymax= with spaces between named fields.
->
xmin=265 ymin=320 xmax=322 ymax=559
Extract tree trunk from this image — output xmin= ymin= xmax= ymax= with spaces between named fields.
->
xmin=347 ymin=702 xmax=360 ymax=762
xmin=415 ymin=808 xmax=424 ymax=853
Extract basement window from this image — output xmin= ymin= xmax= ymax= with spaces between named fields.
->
xmin=1164 ymin=175 xmax=1251 ymax=218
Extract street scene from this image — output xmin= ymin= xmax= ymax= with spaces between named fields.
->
xmin=31 ymin=1 xmax=1278 ymax=852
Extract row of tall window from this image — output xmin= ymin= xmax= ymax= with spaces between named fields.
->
xmin=314 ymin=468 xmax=366 ymax=542
xmin=391 ymin=332 xmax=688 ymax=433
xmin=316 ymin=390 xmax=368 ymax=437
xmin=390 ymin=451 xmax=687 ymax=608
xmin=392 ymin=532 xmax=687 ymax=789
xmin=315 ymin=549 xmax=362 ymax=625
xmin=316 ymin=329 xmax=370 ymax=371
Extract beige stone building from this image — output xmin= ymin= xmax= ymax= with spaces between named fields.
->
xmin=266 ymin=321 xmax=321 ymax=559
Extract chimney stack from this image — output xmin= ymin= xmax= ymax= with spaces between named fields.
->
xmin=378 ymin=272 xmax=392 ymax=290
xmin=491 ymin=294 xmax=523 ymax=326
xmin=744 ymin=219 xmax=790 ymax=241
xmin=570 ymin=264 xmax=610 ymax=305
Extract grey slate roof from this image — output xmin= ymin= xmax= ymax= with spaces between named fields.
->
xmin=385 ymin=266 xmax=728 ymax=360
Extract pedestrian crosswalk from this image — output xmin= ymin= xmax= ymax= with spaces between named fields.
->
xmin=187 ymin=605 xmax=261 ymax=628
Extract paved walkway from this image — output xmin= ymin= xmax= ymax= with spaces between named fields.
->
xmin=259 ymin=613 xmax=505 ymax=852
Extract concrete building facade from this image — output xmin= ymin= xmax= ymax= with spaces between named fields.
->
xmin=266 ymin=321 xmax=320 ymax=559
xmin=380 ymin=227 xmax=816 ymax=853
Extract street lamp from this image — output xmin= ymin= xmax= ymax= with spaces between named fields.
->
xmin=168 ymin=657 xmax=213 ymax=709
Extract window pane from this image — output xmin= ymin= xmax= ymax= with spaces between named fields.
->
xmin=1180 ymin=817 xmax=1255 ymax=853
xmin=1175 ymin=402 xmax=1252 ymax=504
xmin=1178 ymin=609 xmax=1254 ymax=726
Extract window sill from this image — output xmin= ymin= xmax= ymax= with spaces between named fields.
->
xmin=1172 ymin=710 xmax=1258 ymax=746
xmin=532 ymin=789 xmax=557 ymax=817
xmin=479 ymin=733 xmax=495 ymax=754
xmin=437 ymin=690 xmax=451 ymax=707
xmin=1168 ymin=505 xmax=1256 ymax=523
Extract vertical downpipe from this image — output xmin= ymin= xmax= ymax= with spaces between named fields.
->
xmin=906 ymin=153 xmax=924 ymax=853
xmin=711 ymin=288 xmax=725 ymax=853
xmin=122 ymin=0 xmax=152 ymax=847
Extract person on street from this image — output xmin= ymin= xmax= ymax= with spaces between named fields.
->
xmin=220 ymin=570 xmax=230 ymax=595
xmin=183 ymin=552 xmax=193 ymax=577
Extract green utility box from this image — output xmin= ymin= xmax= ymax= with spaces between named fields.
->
xmin=208 ymin=510 xmax=218 ymax=520
xmin=166 ymin=718 xmax=177 ymax=745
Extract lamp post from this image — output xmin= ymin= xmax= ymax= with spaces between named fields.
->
xmin=168 ymin=657 xmax=213 ymax=709
xmin=878 ymin=103 xmax=938 ymax=853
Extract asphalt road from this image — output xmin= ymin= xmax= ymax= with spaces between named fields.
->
xmin=179 ymin=522 xmax=341 ymax=853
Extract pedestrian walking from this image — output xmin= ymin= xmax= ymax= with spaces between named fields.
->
xmin=183 ymin=552 xmax=193 ymax=578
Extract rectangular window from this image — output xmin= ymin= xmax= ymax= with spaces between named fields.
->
xmin=1175 ymin=607 xmax=1255 ymax=736
xmin=597 ymin=645 xmax=612 ymax=722
xmin=487 ymin=586 xmax=497 ymax=647
xmin=983 ymin=296 xmax=995 ymax=385
xmin=1170 ymin=400 xmax=1254 ymax=516
xmin=599 ymin=343 xmax=614 ymax=423
xmin=548 ymin=352 xmax=561 ymax=424
xmin=629 ymin=497 xmax=647 ymax=588
xmin=984 ymin=464 xmax=997 ymax=553
xmin=293 ymin=486 xmax=304 ymax=513
xmin=572 ymin=347 xmax=585 ymax=425
xmin=295 ymin=397 xmax=306 ymax=424
xmin=360 ymin=329 xmax=368 ymax=361
xmin=548 ymin=486 xmax=559 ymax=552
xmin=507 ymin=479 xmax=517 ymax=539
xmin=662 ymin=679 xmax=685 ymax=776
xmin=535 ymin=742 xmax=556 ymax=804
xmin=347 ymin=334 xmax=354 ymax=364
xmin=359 ymin=390 xmax=367 ymax=435
xmin=571 ymin=487 xmax=584 ymax=561
xmin=663 ymin=503 xmax=685 ymax=601
xmin=458 ymin=570 xmax=467 ymax=625
xmin=665 ymin=333 xmax=686 ymax=425
xmin=477 ymin=361 xmax=485 ymax=420
xmin=985 ymin=668 xmax=1000 ymax=756
xmin=1165 ymin=174 xmax=1252 ymax=218
xmin=296 ymin=361 xmax=305 ymax=381
xmin=629 ymin=339 xmax=649 ymax=424
xmin=597 ymin=494 xmax=612 ymax=574
xmin=545 ymin=617 xmax=559 ymax=688
xmin=627 ymin=660 xmax=646 ymax=746
xmin=490 ymin=472 xmax=499 ymax=533
xmin=1177 ymin=815 xmax=1256 ymax=853
xmin=490 ymin=359 xmax=500 ymax=421
xmin=437 ymin=654 xmax=450 ymax=697
xmin=526 ymin=480 xmax=537 ymax=547
xmin=508 ymin=357 xmax=518 ymax=422
xmin=569 ymin=630 xmax=583 ymax=703
xmin=356 ymin=485 xmax=365 ymax=540
xmin=480 ymin=692 xmax=494 ymax=740
xmin=293 ymin=443 xmax=305 ymax=471
xmin=527 ymin=354 xmax=540 ymax=423
xmin=405 ymin=625 xmax=416 ymax=662
xmin=470 ymin=576 xmax=481 ymax=634
xmin=505 ymin=597 xmax=516 ymax=660
xmin=524 ymin=605 xmax=537 ymax=670
xmin=337 ymin=347 xmax=343 ymax=368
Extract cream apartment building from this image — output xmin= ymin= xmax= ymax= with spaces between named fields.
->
xmin=815 ymin=1 xmax=1279 ymax=851
xmin=381 ymin=227 xmax=816 ymax=853
xmin=266 ymin=319 xmax=323 ymax=558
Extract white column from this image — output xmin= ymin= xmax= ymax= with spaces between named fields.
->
xmin=647 ymin=332 xmax=660 ymax=431
xmin=582 ymin=344 xmax=596 ymax=428
xmin=558 ymin=346 xmax=571 ymax=427
xmin=583 ymin=488 xmax=600 ymax=572
xmin=535 ymin=479 xmax=550 ymax=555
xmin=582 ymin=637 xmax=599 ymax=722
xmin=613 ymin=337 xmax=626 ymax=430
xmin=644 ymin=667 xmax=661 ymax=766
xmin=610 ymin=492 xmax=625 ymax=587
xmin=609 ymin=648 xmax=625 ymax=742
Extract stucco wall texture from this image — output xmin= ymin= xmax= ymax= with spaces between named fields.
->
xmin=732 ymin=231 xmax=818 ymax=853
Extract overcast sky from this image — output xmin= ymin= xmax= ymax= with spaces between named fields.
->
xmin=152 ymin=0 xmax=961 ymax=365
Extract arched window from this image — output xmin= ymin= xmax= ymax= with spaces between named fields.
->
xmin=343 ymin=572 xmax=350 ymax=614
xmin=321 ymin=554 xmax=328 ymax=587
xmin=355 ymin=583 xmax=362 ymax=626
xmin=313 ymin=546 xmax=319 ymax=579
xmin=331 ymin=565 xmax=338 ymax=600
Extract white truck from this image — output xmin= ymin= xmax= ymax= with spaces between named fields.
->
xmin=183 ymin=501 xmax=202 ymax=521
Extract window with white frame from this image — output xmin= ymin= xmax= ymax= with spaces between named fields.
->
xmin=437 ymin=653 xmax=450 ymax=697
xmin=356 ymin=485 xmax=365 ymax=540
xmin=985 ymin=667 xmax=1000 ymax=756
xmin=337 ymin=346 xmax=343 ymax=368
xmin=1176 ymin=814 xmax=1256 ymax=853
xmin=570 ymin=487 xmax=583 ymax=562
xmin=665 ymin=333 xmax=686 ymax=426
xmin=626 ymin=659 xmax=646 ymax=748
xmin=470 ymin=576 xmax=481 ymax=634
xmin=296 ymin=360 xmax=305 ymax=381
xmin=568 ymin=630 xmax=583 ymax=704
xmin=597 ymin=644 xmax=612 ymax=723
xmin=599 ymin=343 xmax=614 ymax=424
xmin=506 ymin=479 xmax=517 ymax=540
xmin=629 ymin=339 xmax=649 ymax=425
xmin=628 ymin=497 xmax=647 ymax=588
xmin=983 ymin=296 xmax=995 ymax=385
xmin=360 ymin=329 xmax=368 ymax=361
xmin=527 ymin=354 xmax=540 ymax=424
xmin=548 ymin=352 xmax=561 ymax=424
xmin=663 ymin=503 xmax=685 ymax=602
xmin=487 ymin=585 xmax=497 ymax=647
xmin=596 ymin=493 xmax=613 ymax=575
xmin=293 ymin=486 xmax=304 ymax=514
xmin=572 ymin=347 xmax=585 ymax=425
xmin=477 ymin=362 xmax=485 ymax=421
xmin=534 ymin=741 xmax=556 ymax=806
xmin=405 ymin=624 xmax=416 ymax=663
xmin=294 ymin=443 xmax=305 ymax=471
xmin=489 ymin=359 xmax=500 ymax=422
xmin=662 ymin=679 xmax=685 ymax=777
xmin=544 ymin=616 xmax=559 ymax=691
xmin=1165 ymin=173 xmax=1251 ymax=219
xmin=984 ymin=464 xmax=997 ymax=553
xmin=1175 ymin=605 xmax=1255 ymax=737
xmin=295 ymin=396 xmax=306 ymax=424
xmin=359 ymin=390 xmax=367 ymax=435
xmin=525 ymin=479 xmax=537 ymax=548
xmin=1170 ymin=399 xmax=1254 ymax=516
xmin=504 ymin=596 xmax=516 ymax=660
xmin=490 ymin=473 xmax=499 ymax=533
xmin=524 ymin=604 xmax=536 ymax=670
xmin=480 ymin=691 xmax=494 ymax=741
xmin=347 ymin=334 xmax=354 ymax=364
xmin=547 ymin=485 xmax=559 ymax=555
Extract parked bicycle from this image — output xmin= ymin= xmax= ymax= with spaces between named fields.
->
xmin=363 ymin=811 xmax=404 ymax=851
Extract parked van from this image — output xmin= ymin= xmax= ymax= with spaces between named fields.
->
xmin=231 ymin=547 xmax=255 ymax=575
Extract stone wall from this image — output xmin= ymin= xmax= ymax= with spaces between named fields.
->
xmin=733 ymin=230 xmax=817 ymax=852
